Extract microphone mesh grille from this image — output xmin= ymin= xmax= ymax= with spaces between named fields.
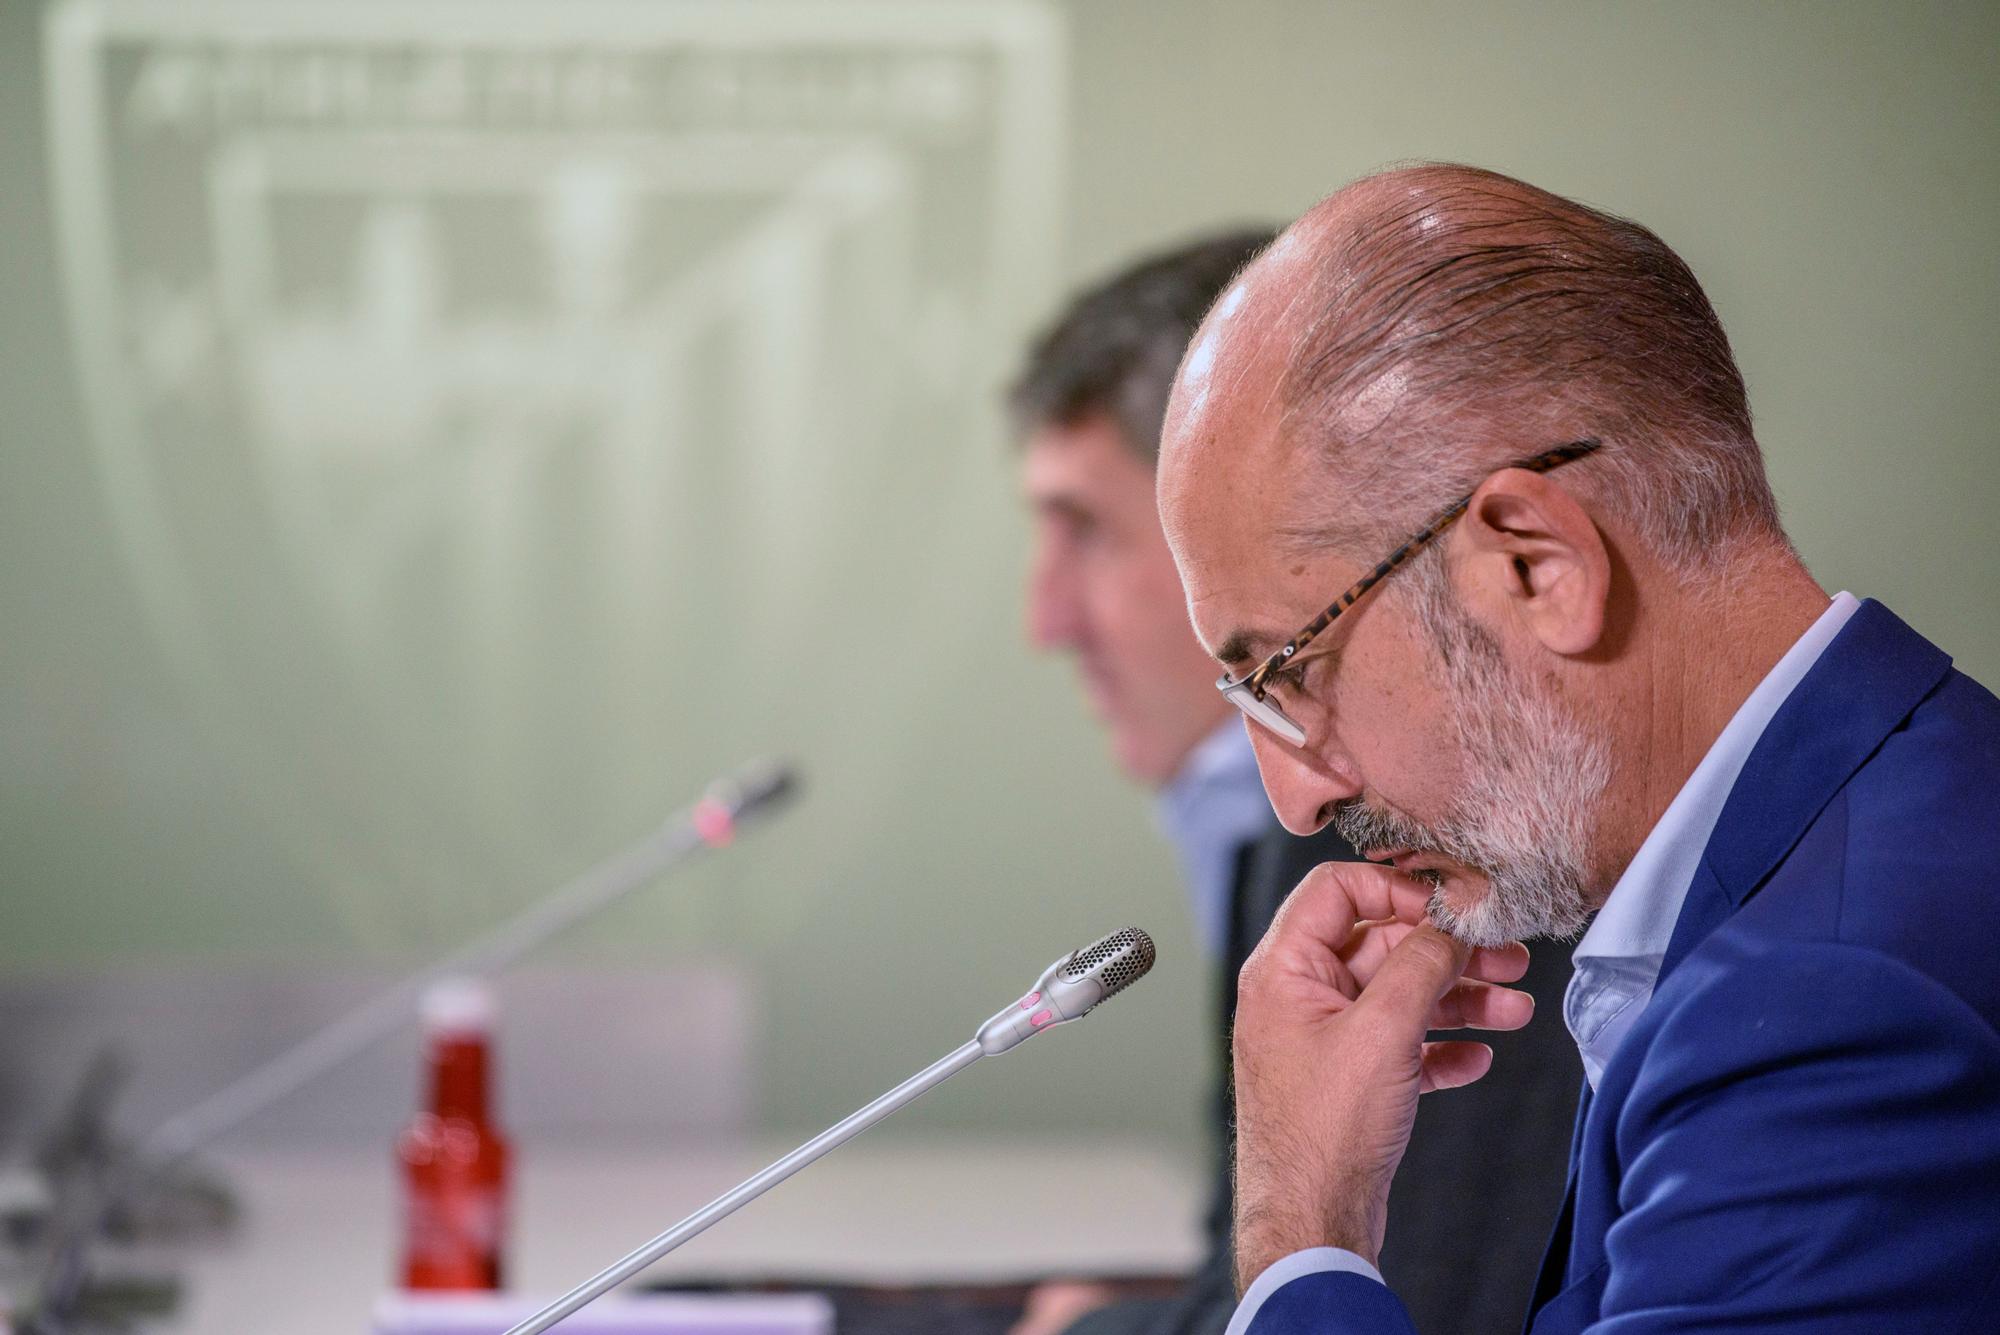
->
xmin=1060 ymin=927 xmax=1156 ymax=999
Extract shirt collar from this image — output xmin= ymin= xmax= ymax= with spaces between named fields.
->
xmin=1571 ymin=592 xmax=1860 ymax=972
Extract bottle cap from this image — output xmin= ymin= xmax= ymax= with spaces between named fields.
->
xmin=420 ymin=977 xmax=496 ymax=1036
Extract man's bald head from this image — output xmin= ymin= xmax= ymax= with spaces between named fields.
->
xmin=1165 ymin=163 xmax=1785 ymax=575
xmin=1157 ymin=166 xmax=1826 ymax=946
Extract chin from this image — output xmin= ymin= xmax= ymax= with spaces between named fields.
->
xmin=1422 ymin=860 xmax=1592 ymax=947
xmin=1417 ymin=865 xmax=1516 ymax=947
xmin=1434 ymin=870 xmax=1487 ymax=916
xmin=1419 ymin=863 xmax=1487 ymax=916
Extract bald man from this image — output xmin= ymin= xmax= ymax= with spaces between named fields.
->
xmin=1157 ymin=164 xmax=2000 ymax=1334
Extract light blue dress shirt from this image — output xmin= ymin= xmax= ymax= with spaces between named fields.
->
xmin=1157 ymin=719 xmax=1278 ymax=959
xmin=1566 ymin=592 xmax=1858 ymax=1085
xmin=1228 ymin=592 xmax=1860 ymax=1333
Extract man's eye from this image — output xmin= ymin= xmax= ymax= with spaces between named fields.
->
xmin=1263 ymin=665 xmax=1307 ymax=699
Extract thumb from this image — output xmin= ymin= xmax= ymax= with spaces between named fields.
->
xmin=1357 ymin=923 xmax=1473 ymax=1042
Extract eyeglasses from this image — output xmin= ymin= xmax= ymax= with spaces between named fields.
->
xmin=1216 ymin=439 xmax=1602 ymax=746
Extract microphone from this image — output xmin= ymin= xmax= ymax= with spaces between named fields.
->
xmin=501 ymin=927 xmax=1157 ymax=1335
xmin=972 ymin=926 xmax=1157 ymax=1053
xmin=139 ymin=759 xmax=801 ymax=1166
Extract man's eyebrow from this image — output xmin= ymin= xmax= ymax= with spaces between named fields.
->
xmin=1031 ymin=493 xmax=1094 ymax=524
xmin=1216 ymin=627 xmax=1343 ymax=673
xmin=1215 ymin=630 xmax=1267 ymax=668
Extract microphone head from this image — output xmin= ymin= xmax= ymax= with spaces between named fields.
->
xmin=689 ymin=762 xmax=799 ymax=848
xmin=1057 ymin=926 xmax=1155 ymax=1004
xmin=975 ymin=927 xmax=1156 ymax=1055
xmin=707 ymin=761 xmax=800 ymax=821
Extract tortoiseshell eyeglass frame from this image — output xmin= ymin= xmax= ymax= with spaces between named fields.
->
xmin=1217 ymin=438 xmax=1603 ymax=747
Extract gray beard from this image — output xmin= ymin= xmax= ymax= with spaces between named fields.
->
xmin=1332 ymin=597 xmax=1608 ymax=947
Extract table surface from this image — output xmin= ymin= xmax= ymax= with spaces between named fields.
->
xmin=151 ymin=1136 xmax=1205 ymax=1335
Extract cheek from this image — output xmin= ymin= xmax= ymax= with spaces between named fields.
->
xmin=1074 ymin=555 xmax=1123 ymax=623
xmin=1092 ymin=553 xmax=1184 ymax=646
xmin=1335 ymin=638 xmax=1467 ymax=816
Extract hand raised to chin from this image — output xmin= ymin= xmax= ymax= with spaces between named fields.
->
xmin=1231 ymin=860 xmax=1536 ymax=1294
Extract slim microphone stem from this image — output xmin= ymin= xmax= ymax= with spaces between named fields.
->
xmin=139 ymin=760 xmax=792 ymax=1167
xmin=142 ymin=815 xmax=712 ymax=1165
xmin=502 ymin=1041 xmax=985 ymax=1335
xmin=499 ymin=925 xmax=1154 ymax=1335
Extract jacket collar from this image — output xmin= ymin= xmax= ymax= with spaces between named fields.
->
xmin=1660 ymin=599 xmax=1952 ymax=980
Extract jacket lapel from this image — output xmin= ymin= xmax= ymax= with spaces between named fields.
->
xmin=1660 ymin=599 xmax=1950 ymax=982
xmin=1525 ymin=1080 xmax=1592 ymax=1330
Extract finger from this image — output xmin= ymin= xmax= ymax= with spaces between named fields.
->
xmin=1379 ymin=874 xmax=1435 ymax=924
xmin=1428 ymin=980 xmax=1536 ymax=1032
xmin=1464 ymin=941 xmax=1530 ymax=984
xmin=1342 ymin=930 xmax=1530 ymax=992
xmin=1354 ymin=923 xmax=1474 ymax=1042
xmin=1419 ymin=1041 xmax=1494 ymax=1093
xmin=1263 ymin=861 xmax=1433 ymax=961
xmin=1335 ymin=918 xmax=1412 ymax=986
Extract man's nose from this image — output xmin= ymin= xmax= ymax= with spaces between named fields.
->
xmin=1026 ymin=552 xmax=1086 ymax=650
xmin=1247 ymin=723 xmax=1363 ymax=836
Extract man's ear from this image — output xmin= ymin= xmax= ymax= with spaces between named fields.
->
xmin=1454 ymin=469 xmax=1610 ymax=656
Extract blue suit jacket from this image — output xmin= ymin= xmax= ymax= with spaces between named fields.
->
xmin=1244 ymin=601 xmax=2000 ymax=1334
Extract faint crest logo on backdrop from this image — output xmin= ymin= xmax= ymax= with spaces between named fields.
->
xmin=44 ymin=0 xmax=1063 ymax=920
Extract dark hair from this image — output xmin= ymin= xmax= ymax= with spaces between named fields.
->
xmin=1009 ymin=228 xmax=1277 ymax=462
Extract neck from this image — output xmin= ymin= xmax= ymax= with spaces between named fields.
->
xmin=1591 ymin=546 xmax=1829 ymax=904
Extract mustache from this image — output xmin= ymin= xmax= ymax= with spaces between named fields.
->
xmin=1331 ymin=797 xmax=1449 ymax=857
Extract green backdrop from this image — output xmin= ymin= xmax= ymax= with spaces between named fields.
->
xmin=3 ymin=0 xmax=1995 ymax=1151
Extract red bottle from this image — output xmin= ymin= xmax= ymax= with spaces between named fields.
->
xmin=397 ymin=979 xmax=511 ymax=1290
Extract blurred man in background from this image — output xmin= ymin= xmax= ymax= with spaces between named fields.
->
xmin=1008 ymin=234 xmax=1578 ymax=1335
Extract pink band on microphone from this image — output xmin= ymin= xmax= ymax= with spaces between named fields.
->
xmin=692 ymin=799 xmax=735 ymax=848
